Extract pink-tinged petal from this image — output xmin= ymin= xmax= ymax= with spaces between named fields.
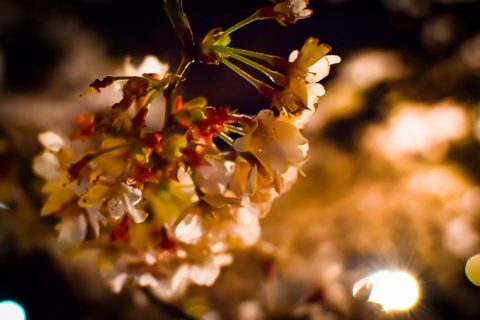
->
xmin=38 ymin=131 xmax=64 ymax=152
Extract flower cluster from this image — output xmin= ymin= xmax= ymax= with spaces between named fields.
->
xmin=33 ymin=0 xmax=338 ymax=299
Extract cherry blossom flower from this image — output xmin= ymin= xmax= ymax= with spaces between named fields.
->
xmin=273 ymin=0 xmax=313 ymax=24
xmin=233 ymin=110 xmax=308 ymax=174
xmin=272 ymin=38 xmax=340 ymax=121
xmin=31 ymin=0 xmax=339 ymax=297
xmin=33 ymin=131 xmax=108 ymax=246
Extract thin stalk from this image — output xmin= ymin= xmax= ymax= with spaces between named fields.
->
xmin=224 ymin=124 xmax=245 ymax=135
xmin=220 ymin=58 xmax=276 ymax=98
xmin=163 ymin=57 xmax=193 ymax=129
xmin=215 ymin=46 xmax=286 ymax=86
xmin=222 ymin=46 xmax=289 ymax=71
xmin=217 ymin=132 xmax=234 ymax=146
xmin=222 ymin=8 xmax=273 ymax=35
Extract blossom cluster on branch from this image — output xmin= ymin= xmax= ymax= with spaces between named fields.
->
xmin=33 ymin=0 xmax=339 ymax=300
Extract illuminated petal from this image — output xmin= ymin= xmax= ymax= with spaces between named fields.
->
xmin=124 ymin=55 xmax=169 ymax=78
xmin=175 ymin=213 xmax=204 ymax=244
xmin=110 ymin=273 xmax=129 ymax=293
xmin=38 ymin=131 xmax=65 ymax=152
xmin=41 ymin=186 xmax=76 ymax=216
xmin=232 ymin=206 xmax=261 ymax=246
xmin=107 ymin=196 xmax=124 ymax=220
xmin=288 ymin=50 xmax=299 ymax=62
xmin=56 ymin=213 xmax=87 ymax=247
xmin=33 ymin=152 xmax=60 ymax=180
xmin=86 ymin=207 xmax=107 ymax=237
xmin=195 ymin=157 xmax=235 ymax=195
xmin=150 ymin=265 xmax=190 ymax=301
xmin=121 ymin=183 xmax=143 ymax=205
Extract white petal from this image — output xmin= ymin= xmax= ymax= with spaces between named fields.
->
xmin=110 ymin=273 xmax=129 ymax=293
xmin=150 ymin=265 xmax=190 ymax=301
xmin=107 ymin=196 xmax=124 ymax=220
xmin=307 ymin=82 xmax=325 ymax=97
xmin=33 ymin=151 xmax=60 ymax=180
xmin=138 ymin=273 xmax=159 ymax=287
xmin=124 ymin=55 xmax=169 ymax=78
xmin=306 ymin=83 xmax=325 ymax=110
xmin=56 ymin=213 xmax=87 ymax=248
xmin=279 ymin=166 xmax=299 ymax=193
xmin=195 ymin=157 xmax=235 ymax=195
xmin=326 ymin=54 xmax=341 ymax=65
xmin=130 ymin=207 xmax=148 ymax=224
xmin=288 ymin=50 xmax=299 ymax=62
xmin=86 ymin=207 xmax=107 ymax=237
xmin=234 ymin=208 xmax=261 ymax=246
xmin=307 ymin=57 xmax=330 ymax=83
xmin=212 ymin=253 xmax=233 ymax=267
xmin=120 ymin=185 xmax=147 ymax=223
xmin=175 ymin=213 xmax=204 ymax=244
xmin=121 ymin=183 xmax=143 ymax=205
xmin=38 ymin=131 xmax=65 ymax=152
xmin=189 ymin=260 xmax=220 ymax=286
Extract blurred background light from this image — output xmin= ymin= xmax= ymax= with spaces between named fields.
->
xmin=0 ymin=300 xmax=26 ymax=320
xmin=353 ymin=270 xmax=420 ymax=312
xmin=465 ymin=254 xmax=480 ymax=286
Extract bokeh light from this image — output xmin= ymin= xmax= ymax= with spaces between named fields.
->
xmin=0 ymin=301 xmax=26 ymax=320
xmin=353 ymin=270 xmax=420 ymax=312
xmin=466 ymin=254 xmax=480 ymax=286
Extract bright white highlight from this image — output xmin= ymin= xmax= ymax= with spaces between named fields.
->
xmin=353 ymin=270 xmax=420 ymax=312
xmin=0 ymin=300 xmax=26 ymax=320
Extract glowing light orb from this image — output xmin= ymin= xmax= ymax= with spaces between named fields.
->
xmin=353 ymin=270 xmax=420 ymax=312
xmin=0 ymin=300 xmax=26 ymax=320
xmin=465 ymin=254 xmax=480 ymax=286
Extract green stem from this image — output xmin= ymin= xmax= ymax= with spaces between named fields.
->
xmin=222 ymin=7 xmax=273 ymax=35
xmin=222 ymin=47 xmax=289 ymax=72
xmin=220 ymin=58 xmax=276 ymax=98
xmin=224 ymin=124 xmax=245 ymax=135
xmin=217 ymin=132 xmax=234 ymax=146
xmin=163 ymin=0 xmax=194 ymax=52
xmin=215 ymin=46 xmax=287 ymax=86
